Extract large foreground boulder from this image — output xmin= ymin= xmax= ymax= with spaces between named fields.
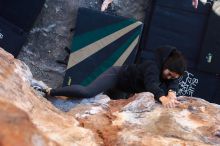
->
xmin=0 ymin=48 xmax=97 ymax=146
xmin=0 ymin=48 xmax=220 ymax=146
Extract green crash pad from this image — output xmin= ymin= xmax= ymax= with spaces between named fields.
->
xmin=63 ymin=7 xmax=143 ymax=87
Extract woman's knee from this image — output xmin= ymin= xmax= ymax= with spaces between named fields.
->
xmin=80 ymin=88 xmax=98 ymax=98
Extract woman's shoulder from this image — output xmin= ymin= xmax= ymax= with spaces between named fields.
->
xmin=140 ymin=60 xmax=157 ymax=66
xmin=138 ymin=60 xmax=160 ymax=73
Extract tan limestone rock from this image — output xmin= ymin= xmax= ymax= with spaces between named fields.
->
xmin=0 ymin=100 xmax=57 ymax=146
xmin=0 ymin=48 xmax=97 ymax=146
xmin=1 ymin=48 xmax=220 ymax=146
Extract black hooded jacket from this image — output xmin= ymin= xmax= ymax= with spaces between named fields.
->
xmin=118 ymin=47 xmax=179 ymax=101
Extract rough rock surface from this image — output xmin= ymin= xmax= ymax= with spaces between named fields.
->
xmin=1 ymin=48 xmax=220 ymax=146
xmin=0 ymin=48 xmax=98 ymax=146
xmin=0 ymin=100 xmax=57 ymax=146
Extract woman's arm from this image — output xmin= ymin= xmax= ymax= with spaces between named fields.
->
xmin=166 ymin=79 xmax=179 ymax=98
xmin=143 ymin=61 xmax=165 ymax=101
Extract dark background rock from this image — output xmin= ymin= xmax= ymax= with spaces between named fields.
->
xmin=17 ymin=0 xmax=150 ymax=88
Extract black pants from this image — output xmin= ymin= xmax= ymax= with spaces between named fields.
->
xmin=50 ymin=66 xmax=121 ymax=98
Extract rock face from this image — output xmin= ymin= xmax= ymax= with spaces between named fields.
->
xmin=0 ymin=100 xmax=57 ymax=146
xmin=0 ymin=48 xmax=97 ymax=146
xmin=1 ymin=48 xmax=220 ymax=146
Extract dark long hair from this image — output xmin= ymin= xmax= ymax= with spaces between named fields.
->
xmin=163 ymin=49 xmax=187 ymax=76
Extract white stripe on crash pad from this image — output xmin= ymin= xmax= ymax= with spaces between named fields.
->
xmin=113 ymin=36 xmax=140 ymax=66
xmin=67 ymin=21 xmax=142 ymax=69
